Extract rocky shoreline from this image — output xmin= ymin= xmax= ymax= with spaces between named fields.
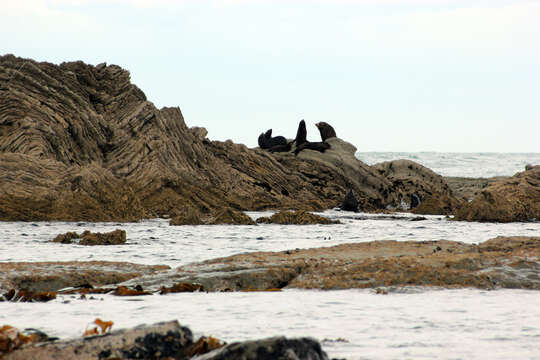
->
xmin=4 ymin=54 xmax=538 ymax=223
xmin=2 ymin=236 xmax=539 ymax=296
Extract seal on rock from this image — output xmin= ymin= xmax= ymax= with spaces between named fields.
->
xmin=315 ymin=122 xmax=337 ymax=141
xmin=340 ymin=189 xmax=359 ymax=212
xmin=294 ymin=120 xmax=307 ymax=147
xmin=293 ymin=120 xmax=331 ymax=155
xmin=258 ymin=129 xmax=287 ymax=149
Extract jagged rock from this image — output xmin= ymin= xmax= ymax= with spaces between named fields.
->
xmin=190 ymin=127 xmax=208 ymax=140
xmin=256 ymin=210 xmax=339 ymax=225
xmin=340 ymin=189 xmax=359 ymax=212
xmin=372 ymin=159 xmax=463 ymax=214
xmin=50 ymin=229 xmax=126 ymax=245
xmin=0 ymin=55 xmax=453 ymax=221
xmin=192 ymin=336 xmax=329 ymax=360
xmin=455 ymin=165 xmax=540 ymax=222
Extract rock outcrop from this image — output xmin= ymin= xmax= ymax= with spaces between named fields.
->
xmin=0 ymin=261 xmax=169 ymax=293
xmin=0 ymin=55 xmax=459 ymax=220
xmin=119 ymin=236 xmax=540 ymax=291
xmin=255 ymin=210 xmax=340 ymax=225
xmin=51 ymin=229 xmax=126 ymax=245
xmin=3 ymin=320 xmax=328 ymax=360
xmin=372 ymin=159 xmax=464 ymax=214
xmin=169 ymin=207 xmax=255 ymax=225
xmin=455 ymin=165 xmax=540 ymax=222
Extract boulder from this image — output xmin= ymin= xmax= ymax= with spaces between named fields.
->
xmin=455 ymin=165 xmax=540 ymax=222
xmin=193 ymin=336 xmax=329 ymax=360
xmin=372 ymin=159 xmax=464 ymax=215
xmin=256 ymin=210 xmax=339 ymax=225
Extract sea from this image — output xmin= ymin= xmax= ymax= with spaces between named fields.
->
xmin=1 ymin=152 xmax=540 ymax=360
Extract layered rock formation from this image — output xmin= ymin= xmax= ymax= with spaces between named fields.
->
xmin=455 ymin=165 xmax=540 ymax=222
xmin=0 ymin=55 xmax=462 ymax=221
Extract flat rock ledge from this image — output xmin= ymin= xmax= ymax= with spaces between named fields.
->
xmin=121 ymin=236 xmax=540 ymax=291
xmin=3 ymin=320 xmax=329 ymax=360
xmin=0 ymin=261 xmax=170 ymax=293
xmin=3 ymin=237 xmax=539 ymax=294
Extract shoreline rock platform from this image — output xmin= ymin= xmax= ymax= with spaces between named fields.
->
xmin=2 ymin=237 xmax=539 ymax=294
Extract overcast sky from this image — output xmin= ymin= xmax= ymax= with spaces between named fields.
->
xmin=2 ymin=0 xmax=539 ymax=152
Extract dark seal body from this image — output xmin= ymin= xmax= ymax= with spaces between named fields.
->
xmin=295 ymin=120 xmax=307 ymax=146
xmin=258 ymin=129 xmax=287 ymax=149
xmin=315 ymin=122 xmax=337 ymax=141
xmin=340 ymin=189 xmax=359 ymax=212
xmin=294 ymin=141 xmax=330 ymax=155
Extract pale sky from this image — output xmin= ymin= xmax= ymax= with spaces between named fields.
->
xmin=2 ymin=0 xmax=539 ymax=152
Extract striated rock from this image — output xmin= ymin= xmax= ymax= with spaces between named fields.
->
xmin=0 ymin=55 xmax=455 ymax=221
xmin=372 ymin=159 xmax=464 ymax=215
xmin=193 ymin=336 xmax=329 ymax=360
xmin=256 ymin=210 xmax=340 ymax=225
xmin=120 ymin=237 xmax=540 ymax=291
xmin=455 ymin=165 xmax=540 ymax=222
xmin=51 ymin=229 xmax=126 ymax=245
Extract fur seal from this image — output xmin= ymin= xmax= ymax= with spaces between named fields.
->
xmin=340 ymin=189 xmax=359 ymax=212
xmin=258 ymin=129 xmax=287 ymax=149
xmin=294 ymin=141 xmax=330 ymax=155
xmin=315 ymin=122 xmax=337 ymax=141
xmin=293 ymin=120 xmax=331 ymax=155
xmin=294 ymin=120 xmax=307 ymax=146
xmin=410 ymin=193 xmax=421 ymax=209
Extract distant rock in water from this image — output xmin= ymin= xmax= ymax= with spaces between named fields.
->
xmin=256 ymin=210 xmax=340 ymax=225
xmin=455 ymin=165 xmax=540 ymax=222
xmin=340 ymin=189 xmax=359 ymax=212
xmin=51 ymin=229 xmax=126 ymax=245
xmin=170 ymin=207 xmax=255 ymax=225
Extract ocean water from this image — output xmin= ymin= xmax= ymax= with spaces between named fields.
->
xmin=357 ymin=152 xmax=540 ymax=178
xmin=1 ymin=153 xmax=540 ymax=359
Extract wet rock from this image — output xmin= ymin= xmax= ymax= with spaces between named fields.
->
xmin=193 ymin=336 xmax=329 ymax=360
xmin=444 ymin=176 xmax=508 ymax=201
xmin=455 ymin=165 xmax=540 ymax=222
xmin=3 ymin=289 xmax=56 ymax=302
xmin=159 ymin=282 xmax=204 ymax=294
xmin=50 ymin=229 xmax=126 ymax=245
xmin=372 ymin=159 xmax=464 ymax=215
xmin=340 ymin=189 xmax=359 ymax=212
xmin=120 ymin=237 xmax=540 ymax=291
xmin=0 ymin=261 xmax=170 ymax=293
xmin=170 ymin=207 xmax=255 ymax=225
xmin=3 ymin=321 xmax=196 ymax=360
xmin=256 ymin=210 xmax=340 ymax=225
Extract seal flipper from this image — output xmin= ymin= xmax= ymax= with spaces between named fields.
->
xmin=294 ymin=120 xmax=307 ymax=146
